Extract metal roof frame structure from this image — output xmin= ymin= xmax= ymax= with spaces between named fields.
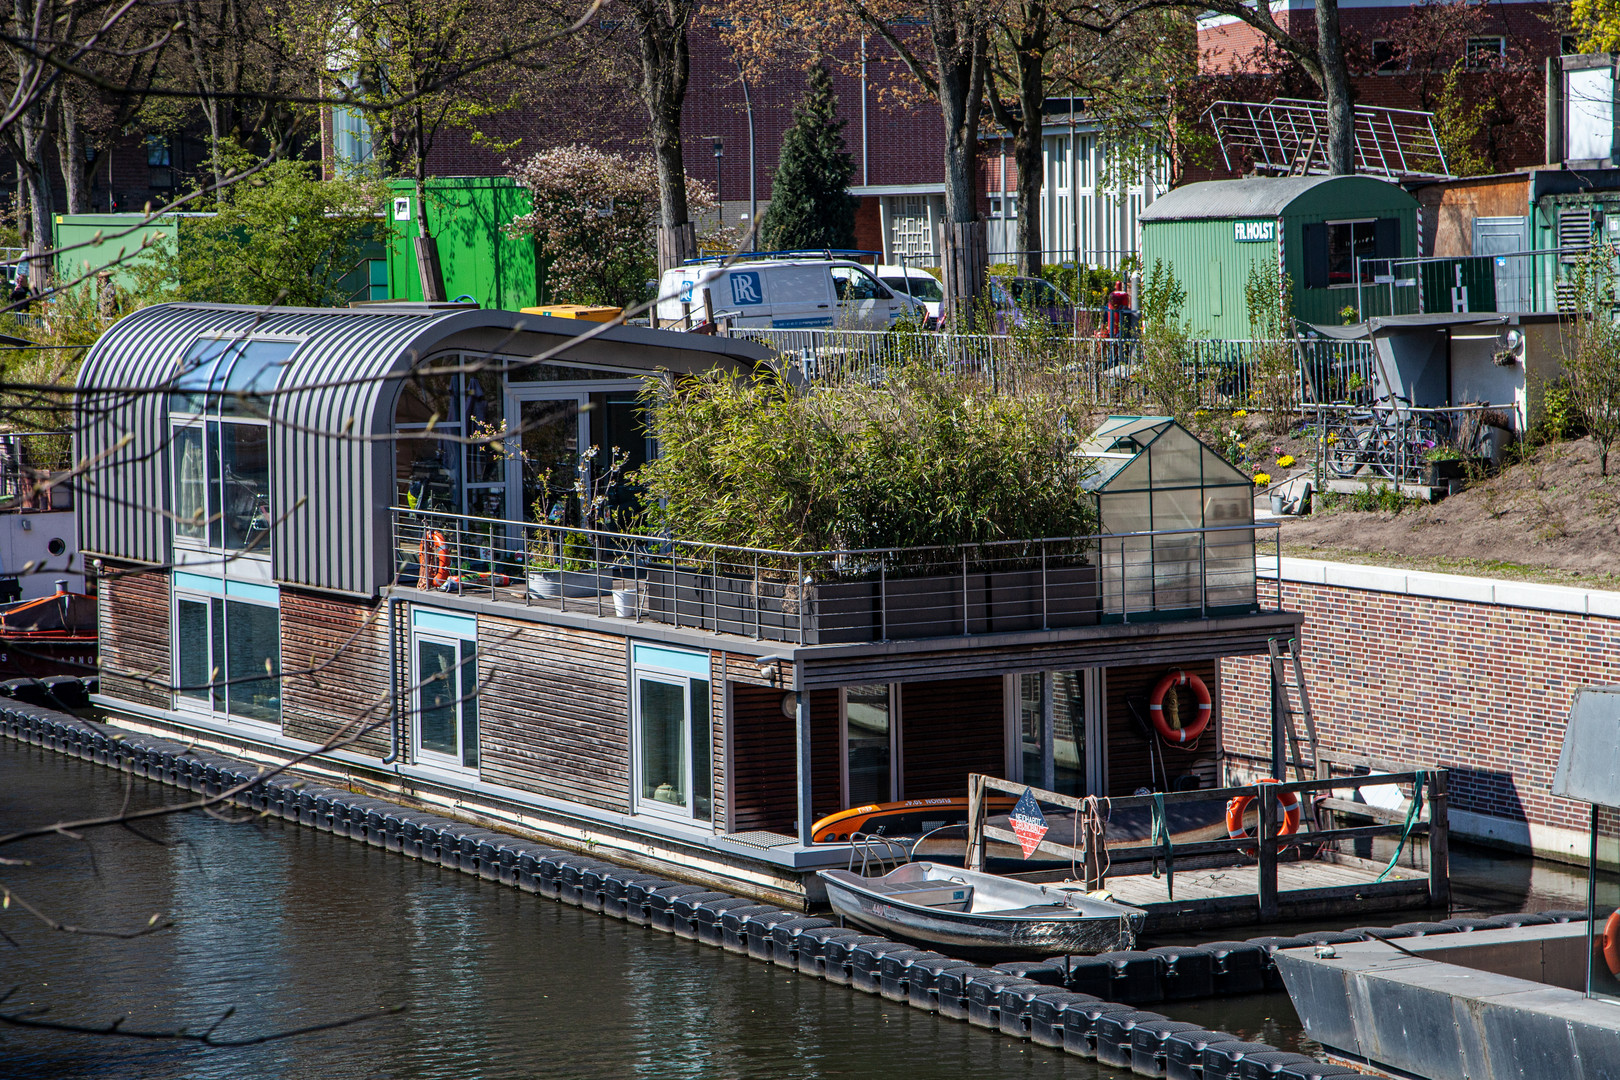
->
xmin=1205 ymin=98 xmax=1452 ymax=181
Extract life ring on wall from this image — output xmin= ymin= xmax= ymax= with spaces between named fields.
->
xmin=1604 ymin=910 xmax=1620 ymax=977
xmin=1226 ymin=778 xmax=1302 ymax=844
xmin=418 ymin=530 xmax=450 ymax=590
xmin=1148 ymin=669 xmax=1212 ymax=744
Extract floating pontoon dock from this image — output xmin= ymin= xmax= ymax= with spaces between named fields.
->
xmin=964 ymin=770 xmax=1448 ymax=933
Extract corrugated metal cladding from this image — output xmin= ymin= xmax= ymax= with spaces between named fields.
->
xmin=76 ymin=303 xmax=507 ymax=594
xmin=76 ymin=303 xmax=774 ymax=597
xmin=1138 ymin=176 xmax=1339 ymax=222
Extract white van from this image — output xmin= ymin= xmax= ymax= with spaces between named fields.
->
xmin=655 ymin=258 xmax=925 ymax=330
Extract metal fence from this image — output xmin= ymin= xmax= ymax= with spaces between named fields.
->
xmin=734 ymin=326 xmax=1375 ymax=411
xmin=393 ymin=507 xmax=1279 ymax=643
xmin=0 ymin=432 xmax=71 ymax=511
xmin=1312 ymin=401 xmax=1516 ymax=487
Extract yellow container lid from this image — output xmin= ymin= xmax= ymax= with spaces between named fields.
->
xmin=520 ymin=304 xmax=623 ymax=322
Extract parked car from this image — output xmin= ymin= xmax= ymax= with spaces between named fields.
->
xmin=876 ymin=265 xmax=943 ymax=326
xmin=655 ymin=257 xmax=926 ymax=331
xmin=990 ymin=275 xmax=1137 ymax=338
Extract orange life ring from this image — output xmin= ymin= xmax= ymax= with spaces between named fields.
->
xmin=417 ymin=530 xmax=450 ymax=590
xmin=1604 ymin=910 xmax=1620 ymax=977
xmin=1226 ymin=778 xmax=1302 ymax=846
xmin=1148 ymin=669 xmax=1212 ymax=744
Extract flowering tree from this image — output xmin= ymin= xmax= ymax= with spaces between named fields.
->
xmin=506 ymin=144 xmax=715 ymax=308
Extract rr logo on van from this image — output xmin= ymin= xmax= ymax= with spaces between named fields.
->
xmin=730 ymin=272 xmax=764 ymax=306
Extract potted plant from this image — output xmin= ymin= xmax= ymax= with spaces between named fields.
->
xmin=1422 ymin=446 xmax=1468 ymax=487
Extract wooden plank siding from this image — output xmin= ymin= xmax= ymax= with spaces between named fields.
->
xmin=1105 ymin=659 xmax=1219 ymax=796
xmin=98 ymin=561 xmax=170 ymax=708
xmin=279 ymin=589 xmax=391 ymax=756
xmin=900 ymin=677 xmax=1006 ymax=799
xmin=477 ymin=616 xmax=629 ymax=812
xmin=729 ymin=683 xmax=796 ymax=833
xmin=709 ymin=651 xmax=776 ymax=830
xmin=809 ymin=688 xmax=841 ymax=822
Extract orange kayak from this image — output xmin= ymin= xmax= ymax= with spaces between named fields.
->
xmin=811 ymin=796 xmax=1018 ymax=843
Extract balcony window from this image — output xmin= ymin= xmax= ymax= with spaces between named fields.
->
xmin=174 ymin=574 xmax=280 ymax=724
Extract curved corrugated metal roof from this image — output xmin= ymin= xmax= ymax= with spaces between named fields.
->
xmin=1138 ymin=176 xmax=1343 ymax=222
xmin=75 ymin=303 xmax=770 ymax=595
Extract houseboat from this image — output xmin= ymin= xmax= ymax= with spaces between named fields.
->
xmin=75 ymin=303 xmax=1302 ymax=903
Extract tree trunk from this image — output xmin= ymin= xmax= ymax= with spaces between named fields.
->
xmin=935 ymin=6 xmax=990 ymax=319
xmin=1012 ymin=39 xmax=1044 ymax=279
xmin=1315 ymin=0 xmax=1354 ymax=174
xmin=56 ymin=99 xmax=88 ymax=214
xmin=632 ymin=0 xmax=695 ymax=272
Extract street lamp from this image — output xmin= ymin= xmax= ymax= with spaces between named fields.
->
xmin=712 ymin=138 xmax=724 ymax=239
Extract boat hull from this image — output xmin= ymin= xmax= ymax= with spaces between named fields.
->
xmin=819 ymin=868 xmax=1141 ymax=959
xmin=0 ymin=635 xmax=96 ymax=678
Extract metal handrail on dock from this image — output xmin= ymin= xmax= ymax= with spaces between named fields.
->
xmin=965 ymin=770 xmax=1449 ymax=924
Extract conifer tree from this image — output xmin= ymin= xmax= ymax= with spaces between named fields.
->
xmin=760 ymin=66 xmax=857 ymax=251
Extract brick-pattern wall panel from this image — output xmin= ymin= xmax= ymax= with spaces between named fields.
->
xmin=1107 ymin=660 xmax=1219 ymax=796
xmin=477 ymin=617 xmax=629 ymax=813
xmin=280 ymin=589 xmax=390 ymax=757
xmin=98 ymin=561 xmax=170 ymax=708
xmin=1220 ymin=576 xmax=1614 ymax=837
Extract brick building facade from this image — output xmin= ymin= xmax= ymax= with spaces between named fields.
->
xmin=1219 ymin=557 xmax=1619 ymax=864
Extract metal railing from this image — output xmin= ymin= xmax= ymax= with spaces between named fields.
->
xmin=1313 ymin=401 xmax=1519 ymax=486
xmin=736 ymin=326 xmax=1374 ymax=411
xmin=1355 ymin=245 xmax=1612 ymax=318
xmin=391 ymin=507 xmax=1280 ymax=643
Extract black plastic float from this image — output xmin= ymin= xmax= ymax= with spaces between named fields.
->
xmin=1145 ymin=946 xmax=1216 ymax=1000
xmin=769 ymin=917 xmax=833 ymax=969
xmin=665 ymin=889 xmax=728 ymax=937
xmin=1094 ymin=1009 xmax=1168 ymax=1069
xmin=992 ymin=959 xmax=1067 ymax=986
xmin=877 ymin=948 xmax=944 ymax=1003
xmin=964 ymin=973 xmax=1036 ymax=1030
xmin=1166 ymin=1030 xmax=1249 ymax=1080
xmin=848 ymin=938 xmax=920 ymax=994
xmin=997 ymin=981 xmax=1058 ymax=1038
xmin=1024 ymin=991 xmax=1102 ymax=1049
xmin=718 ymin=904 xmax=783 ymax=955
xmin=1059 ymin=998 xmax=1143 ymax=1058
xmin=743 ymin=910 xmax=798 ymax=962
xmin=1203 ymin=1040 xmax=1283 ymax=1080
xmin=1238 ymin=1050 xmax=1320 ymax=1079
xmin=796 ymin=927 xmax=874 ymax=981
xmin=933 ymin=964 xmax=999 ymax=1021
xmin=1129 ymin=1019 xmax=1206 ymax=1078
xmin=904 ymin=955 xmax=976 ymax=1010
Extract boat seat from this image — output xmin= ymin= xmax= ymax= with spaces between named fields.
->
xmin=987 ymin=904 xmax=1077 ymax=917
xmin=861 ymin=878 xmax=973 ymax=909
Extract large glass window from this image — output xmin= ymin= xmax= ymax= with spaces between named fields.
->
xmin=631 ymin=645 xmax=712 ymax=824
xmin=168 ymin=335 xmax=299 ymax=555
xmin=1012 ymin=672 xmax=1086 ymax=797
xmin=414 ymin=633 xmax=478 ymax=770
xmin=173 ymin=580 xmax=280 ymax=724
xmin=844 ymin=684 xmax=893 ymax=806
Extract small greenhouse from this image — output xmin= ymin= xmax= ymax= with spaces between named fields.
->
xmin=1081 ymin=416 xmax=1257 ymax=618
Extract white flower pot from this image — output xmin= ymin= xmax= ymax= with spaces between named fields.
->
xmin=528 ymin=570 xmax=610 ymax=599
xmin=612 ymin=584 xmax=640 ymax=618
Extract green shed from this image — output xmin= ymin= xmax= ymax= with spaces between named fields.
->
xmin=53 ymin=212 xmax=185 ymax=289
xmin=1138 ymin=176 xmax=1420 ymax=338
xmin=386 ymin=177 xmax=543 ymax=309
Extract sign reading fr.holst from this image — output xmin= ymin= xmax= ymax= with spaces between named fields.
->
xmin=1011 ymin=787 xmax=1050 ymax=859
xmin=1234 ymin=220 xmax=1276 ymax=243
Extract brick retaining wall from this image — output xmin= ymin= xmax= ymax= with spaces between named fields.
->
xmin=1219 ymin=559 xmax=1620 ymax=862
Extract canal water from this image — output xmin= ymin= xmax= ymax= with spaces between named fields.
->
xmin=0 ymin=740 xmax=1596 ymax=1079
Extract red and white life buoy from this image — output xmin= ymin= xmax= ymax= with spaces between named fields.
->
xmin=417 ymin=530 xmax=450 ymax=590
xmin=1604 ymin=910 xmax=1620 ymax=977
xmin=1147 ymin=669 xmax=1212 ymax=744
xmin=1226 ymin=778 xmax=1302 ymax=848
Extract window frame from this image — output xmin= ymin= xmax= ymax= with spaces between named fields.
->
xmin=168 ymin=334 xmax=302 ymax=558
xmin=411 ymin=625 xmax=479 ymax=772
xmin=629 ymin=645 xmax=713 ymax=827
xmin=1325 ymin=217 xmax=1379 ymax=290
xmin=171 ymin=575 xmax=282 ymax=727
xmin=839 ymin=683 xmax=901 ymax=806
xmin=1465 ymin=36 xmax=1506 ymax=69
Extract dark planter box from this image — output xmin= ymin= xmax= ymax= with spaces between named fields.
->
xmin=1423 ymin=459 xmax=1468 ymax=487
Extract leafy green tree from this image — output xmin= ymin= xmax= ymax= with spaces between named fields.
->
xmin=150 ymin=159 xmax=386 ymax=307
xmin=760 ymin=66 xmax=857 ymax=252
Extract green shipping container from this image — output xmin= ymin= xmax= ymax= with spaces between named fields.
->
xmin=386 ymin=177 xmax=542 ymax=309
xmin=53 ymin=212 xmax=185 ymax=290
xmin=1139 ymin=176 xmax=1420 ymax=337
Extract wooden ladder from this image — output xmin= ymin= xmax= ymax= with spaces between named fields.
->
xmin=1268 ymin=636 xmax=1320 ymax=782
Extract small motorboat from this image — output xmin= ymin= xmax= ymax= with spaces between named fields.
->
xmin=817 ymin=861 xmax=1145 ymax=959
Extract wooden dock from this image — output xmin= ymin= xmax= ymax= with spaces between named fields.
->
xmin=965 ymin=769 xmax=1449 ymax=933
